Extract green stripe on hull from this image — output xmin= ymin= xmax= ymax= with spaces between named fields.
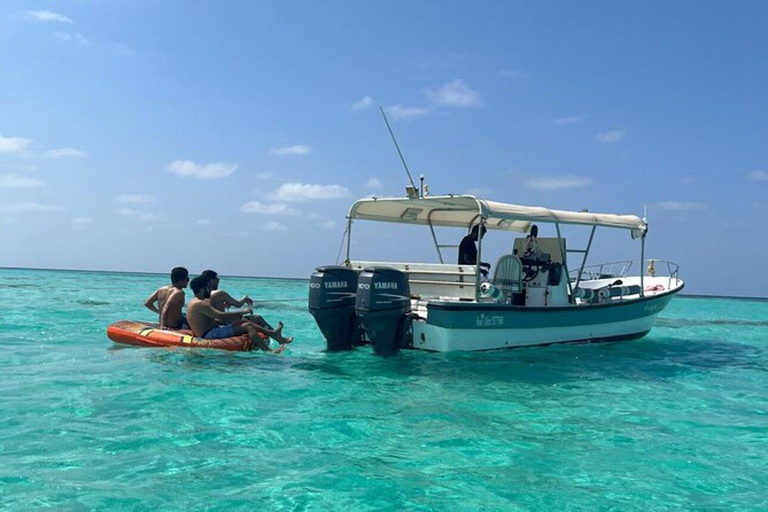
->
xmin=426 ymin=291 xmax=677 ymax=330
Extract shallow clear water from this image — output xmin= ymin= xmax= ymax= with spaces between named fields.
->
xmin=0 ymin=268 xmax=766 ymax=510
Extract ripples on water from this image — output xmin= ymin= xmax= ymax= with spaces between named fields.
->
xmin=0 ymin=268 xmax=766 ymax=510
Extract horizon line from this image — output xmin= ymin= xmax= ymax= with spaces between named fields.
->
xmin=2 ymin=265 xmax=767 ymax=302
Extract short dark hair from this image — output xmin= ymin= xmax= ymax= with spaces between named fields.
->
xmin=170 ymin=267 xmax=188 ymax=284
xmin=470 ymin=225 xmax=487 ymax=237
xmin=201 ymin=269 xmax=218 ymax=280
xmin=190 ymin=275 xmax=209 ymax=295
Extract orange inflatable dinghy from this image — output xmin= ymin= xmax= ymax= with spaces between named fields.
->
xmin=107 ymin=320 xmax=264 ymax=352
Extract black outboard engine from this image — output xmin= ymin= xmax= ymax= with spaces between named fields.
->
xmin=308 ymin=266 xmax=361 ymax=351
xmin=355 ymin=267 xmax=412 ymax=356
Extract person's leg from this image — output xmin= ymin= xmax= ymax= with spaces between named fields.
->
xmin=245 ymin=314 xmax=274 ymax=330
xmin=243 ymin=323 xmax=276 ymax=352
xmin=245 ymin=320 xmax=293 ymax=345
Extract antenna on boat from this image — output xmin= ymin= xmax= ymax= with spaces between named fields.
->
xmin=379 ymin=106 xmax=419 ymax=196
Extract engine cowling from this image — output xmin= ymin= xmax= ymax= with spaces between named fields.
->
xmin=308 ymin=266 xmax=361 ymax=351
xmin=355 ymin=267 xmax=411 ymax=356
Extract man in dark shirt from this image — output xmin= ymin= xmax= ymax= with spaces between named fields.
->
xmin=458 ymin=225 xmax=490 ymax=276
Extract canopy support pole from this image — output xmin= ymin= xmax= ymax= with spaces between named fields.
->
xmin=574 ymin=225 xmax=596 ymax=291
xmin=475 ymin=217 xmax=486 ymax=301
xmin=640 ymin=235 xmax=645 ymax=297
xmin=345 ymin=218 xmax=352 ymax=265
xmin=555 ymin=223 xmax=574 ymax=303
xmin=428 ymin=218 xmax=444 ymax=263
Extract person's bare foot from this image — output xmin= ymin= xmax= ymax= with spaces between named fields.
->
xmin=272 ymin=344 xmax=288 ymax=354
xmin=272 ymin=322 xmax=293 ymax=344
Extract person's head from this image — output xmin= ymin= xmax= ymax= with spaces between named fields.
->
xmin=190 ymin=275 xmax=212 ymax=299
xmin=170 ymin=267 xmax=189 ymax=288
xmin=529 ymin=224 xmax=539 ymax=238
xmin=201 ymin=269 xmax=219 ymax=290
xmin=470 ymin=224 xmax=487 ymax=240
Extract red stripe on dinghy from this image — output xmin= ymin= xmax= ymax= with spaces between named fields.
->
xmin=106 ymin=320 xmax=263 ymax=352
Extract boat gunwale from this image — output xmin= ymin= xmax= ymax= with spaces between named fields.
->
xmin=423 ymin=282 xmax=684 ymax=313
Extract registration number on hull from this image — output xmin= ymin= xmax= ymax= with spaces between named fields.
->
xmin=476 ymin=314 xmax=505 ymax=327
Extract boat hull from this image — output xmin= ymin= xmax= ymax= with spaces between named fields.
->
xmin=413 ymin=288 xmax=680 ymax=352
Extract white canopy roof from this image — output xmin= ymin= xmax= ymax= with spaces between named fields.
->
xmin=349 ymin=195 xmax=647 ymax=236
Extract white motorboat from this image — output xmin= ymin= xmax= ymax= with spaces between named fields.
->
xmin=309 ymin=194 xmax=683 ymax=355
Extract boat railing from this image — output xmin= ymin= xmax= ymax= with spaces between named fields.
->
xmin=570 ymin=260 xmax=635 ymax=280
xmin=571 ymin=259 xmax=681 ymax=288
xmin=347 ymin=260 xmax=478 ymax=299
xmin=648 ymin=259 xmax=681 ymax=289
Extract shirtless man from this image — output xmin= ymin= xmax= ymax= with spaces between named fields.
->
xmin=144 ymin=267 xmax=189 ymax=329
xmin=186 ymin=275 xmax=293 ymax=353
xmin=202 ymin=269 xmax=277 ymax=331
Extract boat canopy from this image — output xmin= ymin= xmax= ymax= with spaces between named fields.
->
xmin=349 ymin=195 xmax=647 ymax=236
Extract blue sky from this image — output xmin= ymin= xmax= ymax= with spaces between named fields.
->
xmin=1 ymin=1 xmax=766 ymax=297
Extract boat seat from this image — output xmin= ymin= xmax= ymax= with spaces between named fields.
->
xmin=493 ymin=255 xmax=522 ymax=301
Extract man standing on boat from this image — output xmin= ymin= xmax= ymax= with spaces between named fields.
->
xmin=186 ymin=275 xmax=292 ymax=352
xmin=144 ymin=267 xmax=189 ymax=329
xmin=458 ymin=225 xmax=491 ymax=276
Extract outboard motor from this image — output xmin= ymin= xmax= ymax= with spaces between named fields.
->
xmin=308 ymin=266 xmax=361 ymax=351
xmin=355 ymin=267 xmax=411 ymax=356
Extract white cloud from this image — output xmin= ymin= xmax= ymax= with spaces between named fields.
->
xmin=28 ymin=9 xmax=73 ymax=24
xmin=273 ymin=183 xmax=350 ymax=202
xmin=654 ymin=201 xmax=708 ymax=211
xmin=71 ymin=217 xmax=94 ymax=225
xmin=596 ymin=130 xmax=626 ymax=144
xmin=269 ymin=145 xmax=312 ymax=156
xmin=386 ymin=105 xmax=430 ymax=120
xmin=426 ymin=79 xmax=481 ymax=107
xmin=0 ymin=202 xmax=63 ymax=214
xmin=366 ymin=178 xmax=383 ymax=189
xmin=262 ymin=221 xmax=286 ymax=231
xmin=320 ymin=220 xmax=337 ymax=230
xmin=116 ymin=194 xmax=153 ymax=203
xmin=44 ymin=147 xmax=88 ymax=158
xmin=53 ymin=32 xmax=90 ymax=46
xmin=116 ymin=208 xmax=154 ymax=221
xmin=554 ymin=115 xmax=584 ymax=126
xmin=0 ymin=135 xmax=32 ymax=154
xmin=166 ymin=160 xmax=237 ymax=179
xmin=240 ymin=201 xmax=298 ymax=215
xmin=746 ymin=170 xmax=768 ymax=181
xmin=0 ymin=174 xmax=45 ymax=188
xmin=350 ymin=95 xmax=374 ymax=111
xmin=196 ymin=218 xmax=212 ymax=226
xmin=526 ymin=175 xmax=592 ymax=190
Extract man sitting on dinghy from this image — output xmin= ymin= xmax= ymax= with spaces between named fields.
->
xmin=201 ymin=269 xmax=276 ymax=330
xmin=144 ymin=266 xmax=189 ymax=329
xmin=186 ymin=275 xmax=293 ymax=352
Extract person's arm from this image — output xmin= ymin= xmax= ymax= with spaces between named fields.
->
xmin=197 ymin=301 xmax=251 ymax=322
xmin=160 ymin=290 xmax=183 ymax=328
xmin=144 ymin=289 xmax=160 ymax=314
xmin=215 ymin=290 xmax=253 ymax=308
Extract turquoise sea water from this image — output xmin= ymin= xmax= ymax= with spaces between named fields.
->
xmin=0 ymin=268 xmax=766 ymax=510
